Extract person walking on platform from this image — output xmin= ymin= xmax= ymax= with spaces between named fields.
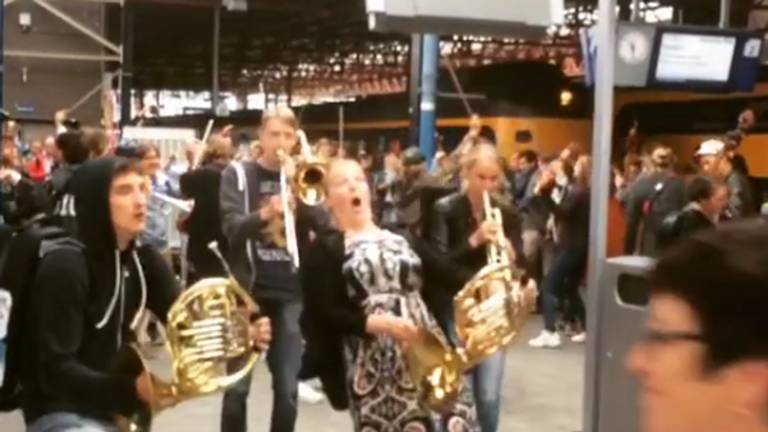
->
xmin=302 ymin=158 xmax=479 ymax=432
xmin=218 ymin=106 xmax=328 ymax=432
xmin=627 ymin=220 xmax=768 ymax=432
xmin=431 ymin=144 xmax=526 ymax=432
xmin=695 ymin=139 xmax=756 ymax=220
xmin=19 ymin=157 xmax=273 ymax=431
xmin=624 ymin=145 xmax=686 ymax=257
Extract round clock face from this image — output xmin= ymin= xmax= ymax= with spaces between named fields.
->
xmin=619 ymin=31 xmax=650 ymax=65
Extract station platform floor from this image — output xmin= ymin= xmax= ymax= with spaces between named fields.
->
xmin=0 ymin=321 xmax=585 ymax=432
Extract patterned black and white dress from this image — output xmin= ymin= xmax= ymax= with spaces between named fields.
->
xmin=342 ymin=229 xmax=478 ymax=432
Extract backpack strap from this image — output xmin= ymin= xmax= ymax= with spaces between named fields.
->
xmin=39 ymin=237 xmax=84 ymax=258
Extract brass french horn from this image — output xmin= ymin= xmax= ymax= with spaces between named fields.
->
xmin=113 ymin=242 xmax=261 ymax=432
xmin=406 ymin=191 xmax=537 ymax=412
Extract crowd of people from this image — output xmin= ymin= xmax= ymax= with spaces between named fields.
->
xmin=0 ymin=103 xmax=767 ymax=432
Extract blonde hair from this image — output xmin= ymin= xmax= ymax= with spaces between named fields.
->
xmin=81 ymin=127 xmax=109 ymax=157
xmin=460 ymin=143 xmax=508 ymax=191
xmin=574 ymin=155 xmax=592 ymax=188
xmin=201 ymin=135 xmax=233 ymax=164
xmin=261 ymin=106 xmax=298 ymax=130
xmin=461 ymin=143 xmax=505 ymax=174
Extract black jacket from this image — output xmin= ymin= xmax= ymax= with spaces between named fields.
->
xmin=725 ymin=170 xmax=756 ymax=219
xmin=300 ymin=227 xmax=466 ymax=411
xmin=656 ymin=206 xmax=714 ymax=253
xmin=218 ymin=161 xmax=330 ymax=298
xmin=624 ymin=171 xmax=687 ymax=256
xmin=49 ymin=164 xmax=81 ymax=236
xmin=554 ymin=185 xmax=591 ymax=251
xmin=21 ymin=158 xmax=179 ymax=424
xmin=180 ymin=161 xmax=228 ymax=278
xmin=430 ymin=192 xmax=527 ymax=302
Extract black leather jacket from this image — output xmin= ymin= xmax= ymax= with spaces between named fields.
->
xmin=430 ymin=192 xmax=527 ymax=292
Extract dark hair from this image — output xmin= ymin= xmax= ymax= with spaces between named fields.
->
xmin=652 ymin=220 xmax=768 ymax=370
xmin=687 ymin=176 xmax=717 ymax=203
xmin=135 ymin=143 xmax=159 ymax=159
xmin=56 ymin=131 xmax=88 ymax=165
xmin=112 ymin=157 xmax=141 ymax=180
xmin=518 ymin=150 xmax=538 ymax=165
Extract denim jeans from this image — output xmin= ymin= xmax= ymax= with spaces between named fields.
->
xmin=221 ymin=299 xmax=303 ymax=432
xmin=541 ymin=247 xmax=587 ymax=332
xmin=27 ymin=412 xmax=116 ymax=432
xmin=437 ymin=303 xmax=506 ymax=432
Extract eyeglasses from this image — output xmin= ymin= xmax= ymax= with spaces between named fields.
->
xmin=642 ymin=329 xmax=707 ymax=346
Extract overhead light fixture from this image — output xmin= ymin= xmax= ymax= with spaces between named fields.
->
xmin=560 ymin=89 xmax=574 ymax=107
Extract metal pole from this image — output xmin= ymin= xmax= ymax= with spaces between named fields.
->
xmin=119 ymin=2 xmax=134 ymax=126
xmin=584 ymin=0 xmax=617 ymax=430
xmin=0 ymin=0 xmax=5 ymax=110
xmin=445 ymin=59 xmax=472 ymax=116
xmin=630 ymin=0 xmax=641 ymax=22
xmin=338 ymin=105 xmax=345 ymax=146
xmin=418 ymin=34 xmax=439 ymax=166
xmin=408 ymin=34 xmax=423 ymax=148
xmin=212 ymin=5 xmax=221 ymax=115
xmin=719 ymin=0 xmax=731 ymax=28
xmin=286 ymin=65 xmax=293 ymax=107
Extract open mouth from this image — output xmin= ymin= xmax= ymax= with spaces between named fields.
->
xmin=351 ymin=197 xmax=362 ymax=208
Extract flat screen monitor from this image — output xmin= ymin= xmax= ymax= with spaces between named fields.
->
xmin=648 ymin=27 xmax=763 ymax=92
xmin=655 ymin=33 xmax=737 ymax=83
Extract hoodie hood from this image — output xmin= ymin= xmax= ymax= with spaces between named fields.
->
xmin=72 ymin=157 xmax=123 ymax=252
xmin=71 ymin=157 xmax=148 ymax=332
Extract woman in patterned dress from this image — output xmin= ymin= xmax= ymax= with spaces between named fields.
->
xmin=301 ymin=159 xmax=478 ymax=432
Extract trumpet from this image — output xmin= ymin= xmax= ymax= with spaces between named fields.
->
xmin=113 ymin=242 xmax=261 ymax=432
xmin=406 ymin=191 xmax=537 ymax=412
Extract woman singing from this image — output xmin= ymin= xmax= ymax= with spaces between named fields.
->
xmin=430 ymin=144 xmax=527 ymax=432
xmin=301 ymin=158 xmax=478 ymax=432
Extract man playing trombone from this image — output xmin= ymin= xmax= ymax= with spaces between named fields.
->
xmin=218 ymin=106 xmax=329 ymax=432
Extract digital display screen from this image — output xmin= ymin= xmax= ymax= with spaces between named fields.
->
xmin=655 ymin=33 xmax=737 ymax=83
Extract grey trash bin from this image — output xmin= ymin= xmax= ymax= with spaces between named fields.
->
xmin=596 ymin=256 xmax=654 ymax=432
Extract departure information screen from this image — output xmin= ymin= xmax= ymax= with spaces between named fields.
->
xmin=655 ymin=33 xmax=737 ymax=83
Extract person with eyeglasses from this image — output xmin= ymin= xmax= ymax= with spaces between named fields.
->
xmin=627 ymin=220 xmax=768 ymax=432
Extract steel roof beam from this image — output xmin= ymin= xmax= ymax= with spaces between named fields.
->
xmin=32 ymin=0 xmax=122 ymax=56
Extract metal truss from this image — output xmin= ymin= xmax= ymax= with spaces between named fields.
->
xmin=4 ymin=0 xmax=124 ymax=115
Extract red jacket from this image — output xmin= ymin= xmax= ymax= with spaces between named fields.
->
xmin=27 ymin=155 xmax=48 ymax=183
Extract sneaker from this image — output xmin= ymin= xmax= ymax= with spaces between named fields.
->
xmin=528 ymin=331 xmax=562 ymax=349
xmin=298 ymin=382 xmax=326 ymax=404
xmin=570 ymin=332 xmax=586 ymax=344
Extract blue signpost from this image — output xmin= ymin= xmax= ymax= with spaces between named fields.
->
xmin=418 ymin=34 xmax=439 ymax=168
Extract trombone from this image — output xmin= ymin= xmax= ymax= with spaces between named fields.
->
xmin=272 ymin=129 xmax=328 ymax=269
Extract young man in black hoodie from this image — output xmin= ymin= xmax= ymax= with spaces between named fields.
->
xmin=21 ymin=157 xmax=271 ymax=431
xmin=219 ymin=107 xmax=328 ymax=432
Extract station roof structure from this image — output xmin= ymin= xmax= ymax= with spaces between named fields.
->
xmin=121 ymin=0 xmax=755 ymax=96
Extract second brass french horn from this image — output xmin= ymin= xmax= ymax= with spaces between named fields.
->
xmin=406 ymin=191 xmax=537 ymax=412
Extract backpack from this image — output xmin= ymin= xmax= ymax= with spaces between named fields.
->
xmin=655 ymin=210 xmax=685 ymax=253
xmin=0 ymin=221 xmax=82 ymax=411
xmin=636 ymin=176 xmax=684 ymax=254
